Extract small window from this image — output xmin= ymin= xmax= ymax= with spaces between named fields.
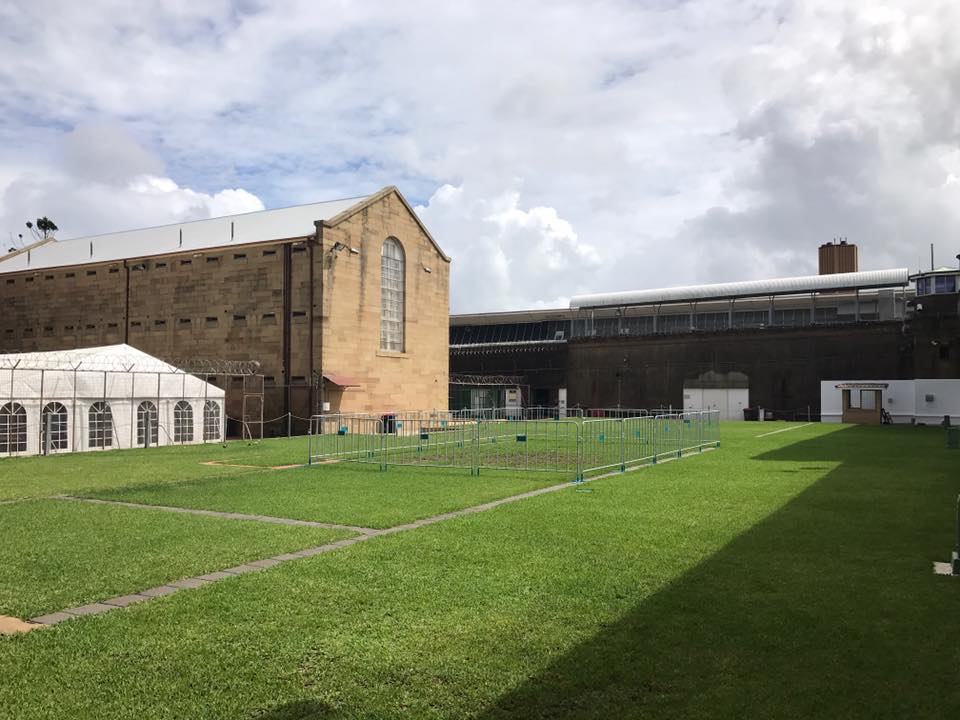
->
xmin=380 ymin=238 xmax=405 ymax=351
xmin=264 ymin=376 xmax=276 ymax=386
xmin=41 ymin=402 xmax=68 ymax=451
xmin=137 ymin=401 xmax=158 ymax=447
xmin=65 ymin=272 xmax=75 ymax=278
xmin=233 ymin=314 xmax=247 ymax=325
xmin=155 ymin=262 xmax=167 ymax=269
xmin=45 ymin=274 xmax=54 ymax=280
xmin=130 ymin=321 xmax=142 ymax=328
xmin=203 ymin=401 xmax=221 ymax=441
xmin=87 ymin=270 xmax=97 ymax=276
xmin=107 ymin=322 xmax=118 ymax=329
xmin=0 ymin=402 xmax=28 ymax=453
xmin=22 ymin=328 xmax=33 ymax=337
xmin=179 ymin=318 xmax=192 ymax=326
xmin=64 ymin=325 xmax=75 ymax=331
xmin=174 ymin=401 xmax=194 ymax=443
xmin=291 ymin=376 xmax=306 ymax=384
xmin=261 ymin=313 xmax=276 ymax=324
xmin=85 ymin=324 xmax=95 ymax=330
xmin=154 ymin=319 xmax=166 ymax=327
xmin=262 ymin=249 xmax=277 ymax=257
xmin=233 ymin=253 xmax=247 ymax=261
xmin=43 ymin=326 xmax=54 ymax=335
xmin=292 ymin=246 xmax=307 ymax=254
xmin=5 ymin=279 xmax=14 ymax=285
xmin=206 ymin=256 xmax=220 ymax=263
xmin=109 ymin=267 xmax=120 ymax=274
xmin=88 ymin=402 xmax=113 ymax=449
xmin=180 ymin=259 xmax=193 ymax=266
xmin=206 ymin=316 xmax=219 ymax=327
xmin=25 ymin=277 xmax=34 ymax=283
xmin=292 ymin=310 xmax=306 ymax=317
xmin=3 ymin=329 xmax=12 ymax=335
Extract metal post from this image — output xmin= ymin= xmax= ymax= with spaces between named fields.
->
xmin=71 ymin=366 xmax=78 ymax=452
xmin=144 ymin=414 xmax=151 ymax=449
xmin=287 ymin=411 xmax=292 ymax=438
xmin=953 ymin=495 xmax=960 ymax=575
xmin=854 ymin=288 xmax=860 ymax=322
xmin=619 ymin=418 xmax=625 ymax=472
xmin=38 ymin=369 xmax=45 ymax=457
xmin=44 ymin=411 xmax=52 ymax=456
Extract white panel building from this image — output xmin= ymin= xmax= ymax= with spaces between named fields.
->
xmin=0 ymin=345 xmax=225 ymax=457
xmin=820 ymin=379 xmax=960 ymax=425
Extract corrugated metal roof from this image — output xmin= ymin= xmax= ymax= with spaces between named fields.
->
xmin=0 ymin=194 xmax=372 ymax=274
xmin=570 ymin=268 xmax=911 ymax=309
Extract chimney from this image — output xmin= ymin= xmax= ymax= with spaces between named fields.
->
xmin=819 ymin=239 xmax=858 ymax=274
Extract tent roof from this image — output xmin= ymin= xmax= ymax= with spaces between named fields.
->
xmin=0 ymin=344 xmax=191 ymax=373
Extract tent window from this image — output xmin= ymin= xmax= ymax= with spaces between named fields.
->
xmin=0 ymin=402 xmax=27 ymax=453
xmin=203 ymin=401 xmax=221 ymax=441
xmin=380 ymin=237 xmax=405 ymax=352
xmin=88 ymin=402 xmax=113 ymax=449
xmin=137 ymin=401 xmax=158 ymax=447
xmin=174 ymin=401 xmax=193 ymax=443
xmin=41 ymin=402 xmax=68 ymax=451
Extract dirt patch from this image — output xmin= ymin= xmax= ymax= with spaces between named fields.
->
xmin=200 ymin=460 xmax=306 ymax=471
xmin=0 ymin=615 xmax=43 ymax=636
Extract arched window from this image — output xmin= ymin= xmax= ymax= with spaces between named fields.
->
xmin=88 ymin=402 xmax=113 ymax=449
xmin=203 ymin=400 xmax=221 ymax=441
xmin=137 ymin=401 xmax=158 ymax=447
xmin=41 ymin=402 xmax=68 ymax=452
xmin=0 ymin=402 xmax=27 ymax=454
xmin=174 ymin=401 xmax=193 ymax=443
xmin=380 ymin=237 xmax=405 ymax=352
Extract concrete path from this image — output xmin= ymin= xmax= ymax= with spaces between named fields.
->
xmin=54 ymin=495 xmax=376 ymax=535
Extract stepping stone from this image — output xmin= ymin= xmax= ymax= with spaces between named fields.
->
xmin=196 ymin=571 xmax=235 ymax=581
xmin=65 ymin=603 xmax=114 ymax=617
xmin=139 ymin=585 xmax=180 ymax=598
xmin=220 ymin=564 xmax=263 ymax=575
xmin=102 ymin=594 xmax=150 ymax=608
xmin=168 ymin=578 xmax=210 ymax=589
xmin=271 ymin=553 xmax=302 ymax=562
xmin=31 ymin=612 xmax=75 ymax=625
xmin=247 ymin=558 xmax=282 ymax=569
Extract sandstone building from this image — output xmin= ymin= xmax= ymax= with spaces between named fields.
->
xmin=0 ymin=187 xmax=450 ymax=433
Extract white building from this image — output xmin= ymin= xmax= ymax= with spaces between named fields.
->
xmin=0 ymin=345 xmax=225 ymax=457
xmin=820 ymin=379 xmax=960 ymax=425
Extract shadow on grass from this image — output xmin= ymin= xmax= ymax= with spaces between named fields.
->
xmin=476 ymin=425 xmax=960 ymax=719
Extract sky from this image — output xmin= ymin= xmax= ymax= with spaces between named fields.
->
xmin=2 ymin=0 xmax=959 ymax=313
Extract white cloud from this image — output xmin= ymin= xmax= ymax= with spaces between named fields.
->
xmin=2 ymin=1 xmax=960 ymax=308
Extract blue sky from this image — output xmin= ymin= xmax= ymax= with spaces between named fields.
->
xmin=2 ymin=0 xmax=960 ymax=312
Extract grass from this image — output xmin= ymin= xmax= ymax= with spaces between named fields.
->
xmin=1 ymin=421 xmax=959 ymax=718
xmin=85 ymin=463 xmax=566 ymax=528
xmin=0 ymin=499 xmax=353 ymax=618
xmin=0 ymin=435 xmax=312 ymax=500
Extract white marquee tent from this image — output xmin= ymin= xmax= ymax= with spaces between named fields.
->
xmin=0 ymin=344 xmax=225 ymax=457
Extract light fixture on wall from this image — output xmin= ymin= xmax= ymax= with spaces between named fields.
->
xmin=349 ymin=246 xmax=360 ymax=254
xmin=422 ymin=265 xmax=433 ymax=273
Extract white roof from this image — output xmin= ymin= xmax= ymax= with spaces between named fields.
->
xmin=0 ymin=194 xmax=372 ymax=274
xmin=570 ymin=268 xmax=911 ymax=309
xmin=0 ymin=344 xmax=189 ymax=373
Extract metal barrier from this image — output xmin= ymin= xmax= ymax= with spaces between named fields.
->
xmin=309 ymin=409 xmax=720 ymax=481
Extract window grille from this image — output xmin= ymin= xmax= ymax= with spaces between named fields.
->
xmin=0 ymin=402 xmax=27 ymax=453
xmin=88 ymin=401 xmax=113 ymax=449
xmin=174 ymin=401 xmax=193 ymax=443
xmin=380 ymin=238 xmax=405 ymax=351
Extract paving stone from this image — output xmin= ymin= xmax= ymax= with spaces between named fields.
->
xmin=102 ymin=594 xmax=150 ymax=608
xmin=196 ymin=571 xmax=237 ymax=581
xmin=221 ymin=564 xmax=263 ymax=575
xmin=139 ymin=585 xmax=180 ymax=598
xmin=247 ymin=558 xmax=282 ymax=569
xmin=270 ymin=553 xmax=302 ymax=562
xmin=168 ymin=577 xmax=210 ymax=589
xmin=31 ymin=612 xmax=75 ymax=625
xmin=64 ymin=603 xmax=115 ymax=617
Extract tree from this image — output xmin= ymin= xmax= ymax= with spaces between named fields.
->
xmin=26 ymin=217 xmax=58 ymax=241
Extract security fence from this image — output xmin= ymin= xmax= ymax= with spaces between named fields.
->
xmin=308 ymin=409 xmax=720 ymax=481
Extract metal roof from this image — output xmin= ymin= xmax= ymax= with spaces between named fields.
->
xmin=0 ymin=194 xmax=372 ymax=274
xmin=570 ymin=268 xmax=911 ymax=309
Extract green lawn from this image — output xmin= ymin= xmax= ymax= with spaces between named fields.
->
xmin=0 ymin=499 xmax=353 ymax=618
xmin=1 ymin=422 xmax=959 ymax=719
xmin=85 ymin=463 xmax=566 ymax=528
xmin=0 ymin=436 xmax=312 ymax=500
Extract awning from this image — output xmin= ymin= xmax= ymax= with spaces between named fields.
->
xmin=834 ymin=383 xmax=889 ymax=390
xmin=323 ymin=372 xmax=361 ymax=388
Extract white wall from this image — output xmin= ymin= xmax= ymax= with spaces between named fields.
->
xmin=820 ymin=379 xmax=960 ymax=424
xmin=683 ymin=387 xmax=749 ymax=421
